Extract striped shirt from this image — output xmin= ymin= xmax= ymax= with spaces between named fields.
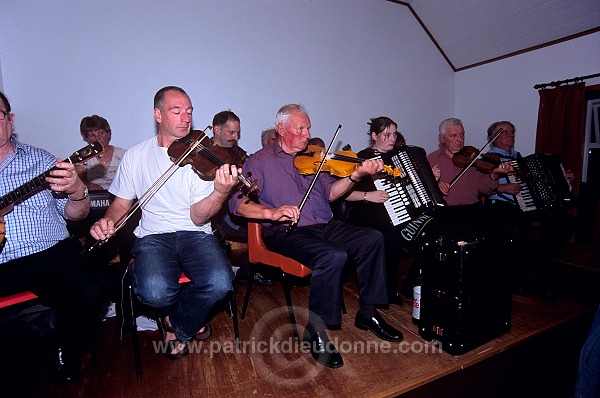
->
xmin=0 ymin=137 xmax=70 ymax=263
xmin=487 ymin=145 xmax=521 ymax=205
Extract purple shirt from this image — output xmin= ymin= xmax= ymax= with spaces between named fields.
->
xmin=228 ymin=142 xmax=336 ymax=229
xmin=427 ymin=147 xmax=498 ymax=206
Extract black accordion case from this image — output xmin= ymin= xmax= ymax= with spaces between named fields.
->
xmin=416 ymin=206 xmax=514 ymax=355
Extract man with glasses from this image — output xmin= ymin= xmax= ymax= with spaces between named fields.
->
xmin=424 ymin=117 xmax=515 ymax=248
xmin=0 ymin=90 xmax=107 ymax=384
xmin=485 ymin=120 xmax=576 ymax=298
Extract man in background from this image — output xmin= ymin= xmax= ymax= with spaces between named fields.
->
xmin=211 ymin=110 xmax=272 ymax=286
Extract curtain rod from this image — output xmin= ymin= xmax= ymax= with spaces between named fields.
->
xmin=534 ymin=73 xmax=600 ymax=89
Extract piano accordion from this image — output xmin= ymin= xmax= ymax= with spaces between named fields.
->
xmin=508 ymin=153 xmax=575 ymax=212
xmin=372 ymin=145 xmax=446 ymax=229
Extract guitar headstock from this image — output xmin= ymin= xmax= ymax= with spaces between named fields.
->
xmin=66 ymin=141 xmax=104 ymax=164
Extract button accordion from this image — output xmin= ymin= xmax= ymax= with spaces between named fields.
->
xmin=507 ymin=153 xmax=575 ymax=212
xmin=372 ymin=145 xmax=446 ymax=243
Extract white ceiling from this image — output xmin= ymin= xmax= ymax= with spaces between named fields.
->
xmin=395 ymin=0 xmax=600 ymax=71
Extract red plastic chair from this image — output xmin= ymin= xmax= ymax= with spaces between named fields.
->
xmin=243 ymin=222 xmax=313 ymax=341
xmin=0 ymin=291 xmax=38 ymax=309
xmin=243 ymin=222 xmax=346 ymax=340
xmin=0 ymin=291 xmax=99 ymax=363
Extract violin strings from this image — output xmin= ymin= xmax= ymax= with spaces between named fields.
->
xmin=330 ymin=153 xmax=362 ymax=163
xmin=192 ymin=140 xmax=256 ymax=191
xmin=197 ymin=145 xmax=226 ymax=166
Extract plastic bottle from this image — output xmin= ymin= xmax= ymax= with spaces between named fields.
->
xmin=412 ymin=267 xmax=422 ymax=325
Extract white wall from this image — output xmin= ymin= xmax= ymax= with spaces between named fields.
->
xmin=0 ymin=0 xmax=453 ymax=158
xmin=455 ymin=32 xmax=600 ymax=156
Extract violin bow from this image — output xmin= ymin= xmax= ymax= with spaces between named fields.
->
xmin=449 ymin=128 xmax=504 ymax=189
xmin=84 ymin=127 xmax=211 ymax=255
xmin=285 ymin=124 xmax=342 ymax=236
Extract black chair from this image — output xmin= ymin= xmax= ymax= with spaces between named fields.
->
xmin=122 ymin=261 xmax=240 ymax=380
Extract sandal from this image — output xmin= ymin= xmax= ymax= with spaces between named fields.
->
xmin=165 ymin=339 xmax=190 ymax=360
xmin=195 ymin=323 xmax=211 ymax=341
xmin=158 ymin=317 xmax=190 ymax=360
xmin=160 ymin=315 xmax=210 ymax=342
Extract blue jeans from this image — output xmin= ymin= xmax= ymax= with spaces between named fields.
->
xmin=575 ymin=303 xmax=600 ymax=398
xmin=131 ymin=231 xmax=234 ymax=341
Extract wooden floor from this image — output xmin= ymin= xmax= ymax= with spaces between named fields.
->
xmin=1 ymin=246 xmax=598 ymax=398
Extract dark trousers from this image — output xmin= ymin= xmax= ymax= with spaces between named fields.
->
xmin=263 ymin=220 xmax=388 ymax=328
xmin=0 ymin=237 xmax=107 ymax=363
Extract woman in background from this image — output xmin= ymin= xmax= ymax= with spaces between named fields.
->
xmin=76 ymin=115 xmax=125 ymax=190
xmin=341 ymin=117 xmax=408 ymax=305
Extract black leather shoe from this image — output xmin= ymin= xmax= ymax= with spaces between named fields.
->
xmin=325 ymin=323 xmax=341 ymax=331
xmin=355 ymin=311 xmax=404 ymax=342
xmin=51 ymin=347 xmax=79 ymax=384
xmin=302 ymin=327 xmax=344 ymax=368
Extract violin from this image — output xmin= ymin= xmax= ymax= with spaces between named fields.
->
xmin=447 ymin=127 xmax=506 ymax=189
xmin=167 ymin=129 xmax=258 ymax=195
xmin=85 ymin=129 xmax=257 ymax=255
xmin=294 ymin=145 xmax=401 ymax=178
xmin=452 ymin=146 xmax=501 ymax=174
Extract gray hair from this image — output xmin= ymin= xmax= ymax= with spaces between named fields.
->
xmin=487 ymin=120 xmax=515 ymax=140
xmin=275 ymin=104 xmax=307 ymax=126
xmin=439 ymin=118 xmax=463 ymax=135
xmin=260 ymin=128 xmax=277 ymax=145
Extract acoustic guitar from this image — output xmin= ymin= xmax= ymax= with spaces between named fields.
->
xmin=0 ymin=141 xmax=104 ymax=253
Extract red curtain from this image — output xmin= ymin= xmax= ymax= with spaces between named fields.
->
xmin=535 ymin=82 xmax=586 ymax=196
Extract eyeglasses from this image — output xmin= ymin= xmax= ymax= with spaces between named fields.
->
xmin=87 ymin=129 xmax=110 ymax=139
xmin=0 ymin=110 xmax=10 ymax=121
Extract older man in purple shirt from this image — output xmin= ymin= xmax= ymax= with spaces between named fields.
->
xmin=229 ymin=104 xmax=404 ymax=369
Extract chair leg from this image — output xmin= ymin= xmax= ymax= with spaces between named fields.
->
xmin=127 ymin=280 xmax=142 ymax=380
xmin=228 ymin=286 xmax=240 ymax=348
xmin=342 ymin=295 xmax=347 ymax=315
xmin=281 ymin=273 xmax=299 ymax=342
xmin=241 ymin=265 xmax=255 ymax=319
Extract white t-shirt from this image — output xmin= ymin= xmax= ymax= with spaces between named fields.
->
xmin=109 ymin=136 xmax=214 ymax=238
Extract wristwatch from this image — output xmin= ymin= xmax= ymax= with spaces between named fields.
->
xmin=68 ymin=186 xmax=89 ymax=201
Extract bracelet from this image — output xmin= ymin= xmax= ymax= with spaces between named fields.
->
xmin=348 ymin=175 xmax=360 ymax=183
xmin=68 ymin=186 xmax=89 ymax=201
xmin=363 ymin=192 xmax=368 ymax=203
